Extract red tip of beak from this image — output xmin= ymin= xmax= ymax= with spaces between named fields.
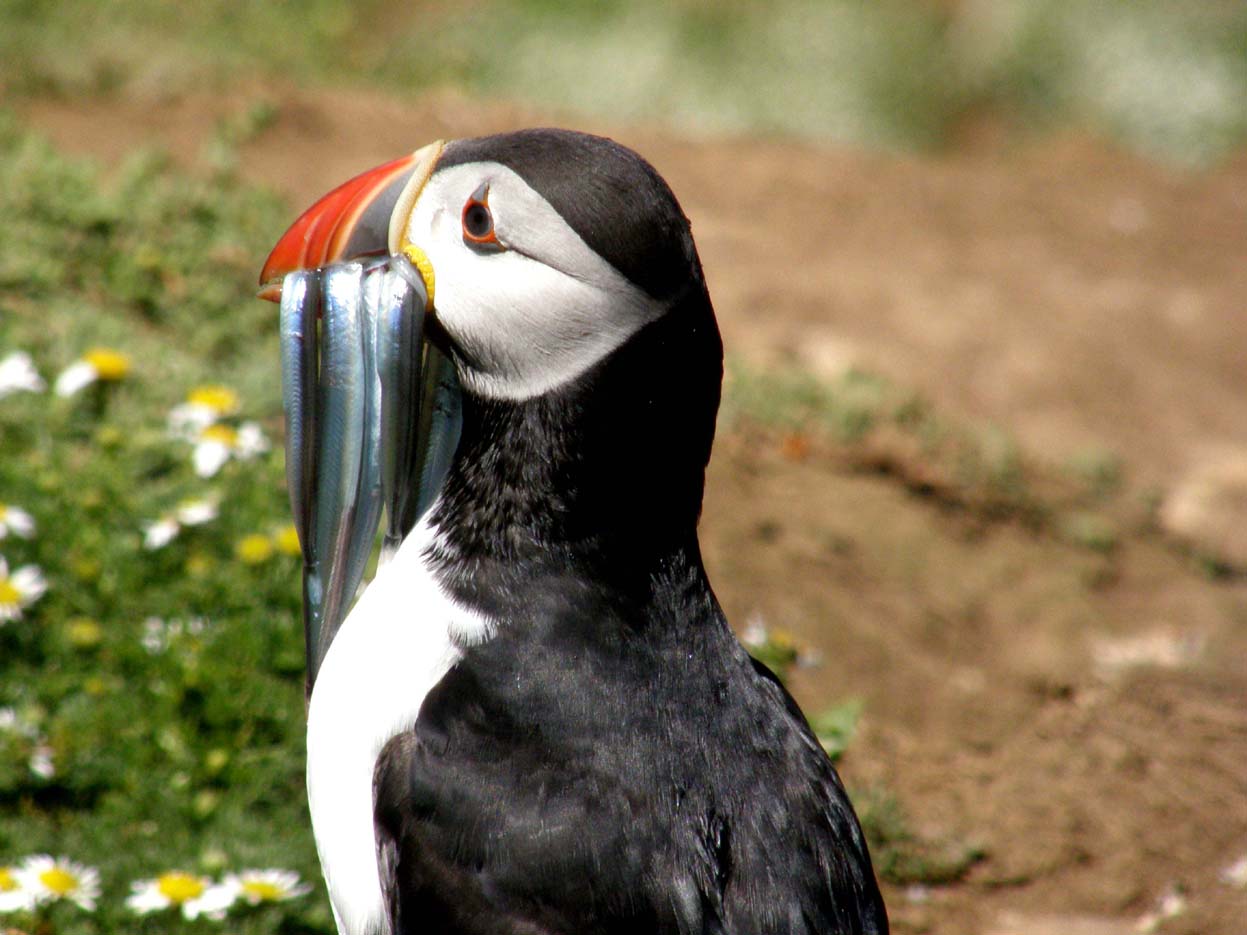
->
xmin=258 ymin=153 xmax=417 ymax=302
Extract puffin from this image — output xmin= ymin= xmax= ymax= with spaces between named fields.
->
xmin=259 ymin=128 xmax=889 ymax=935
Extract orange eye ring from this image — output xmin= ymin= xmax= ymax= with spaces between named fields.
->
xmin=462 ymin=182 xmax=500 ymax=248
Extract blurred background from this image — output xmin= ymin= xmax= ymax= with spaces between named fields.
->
xmin=2 ymin=2 xmax=1246 ymax=933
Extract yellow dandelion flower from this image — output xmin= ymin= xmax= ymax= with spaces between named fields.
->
xmin=235 ymin=534 xmax=274 ymax=565
xmin=84 ymin=348 xmax=130 ymax=381
xmin=274 ymin=524 xmax=302 ymax=556
xmin=187 ymin=385 xmax=240 ymax=415
xmin=185 ymin=552 xmax=212 ymax=577
xmin=66 ymin=617 xmax=103 ymax=648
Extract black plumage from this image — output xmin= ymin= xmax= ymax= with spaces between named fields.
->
xmin=369 ymin=132 xmax=888 ymax=933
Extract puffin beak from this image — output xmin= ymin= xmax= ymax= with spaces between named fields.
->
xmin=259 ymin=141 xmax=444 ymax=302
xmin=261 ymin=142 xmax=462 ymax=696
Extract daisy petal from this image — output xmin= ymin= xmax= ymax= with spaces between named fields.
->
xmin=0 ymin=505 xmax=36 ymax=540
xmin=0 ymin=351 xmax=46 ymax=398
xmin=193 ymin=440 xmax=232 ymax=478
xmin=54 ymin=360 xmax=99 ymax=397
xmin=143 ymin=517 xmax=180 ymax=550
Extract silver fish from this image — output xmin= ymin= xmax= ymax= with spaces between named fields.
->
xmin=308 ymin=263 xmax=368 ymax=685
xmin=375 ymin=262 xmax=425 ymax=561
xmin=279 ymin=268 xmax=321 ymax=684
xmin=279 ymin=254 xmax=452 ymax=695
xmin=413 ymin=343 xmax=462 ymax=525
xmin=337 ymin=264 xmax=386 ymax=622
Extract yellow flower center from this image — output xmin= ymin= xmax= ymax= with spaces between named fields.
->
xmin=0 ymin=867 xmax=16 ymax=891
xmin=157 ymin=872 xmax=205 ymax=904
xmin=187 ymin=385 xmax=240 ymax=414
xmin=0 ymin=578 xmax=20 ymax=606
xmin=274 ymin=524 xmax=302 ymax=556
xmin=235 ymin=534 xmax=274 ymax=565
xmin=83 ymin=348 xmax=131 ymax=381
xmin=200 ymin=423 xmax=238 ymax=446
xmin=0 ymin=504 xmax=9 ymax=520
xmin=185 ymin=553 xmax=212 ymax=577
xmin=242 ymin=880 xmax=285 ymax=902
xmin=39 ymin=866 xmax=80 ymax=895
xmin=67 ymin=617 xmax=103 ymax=648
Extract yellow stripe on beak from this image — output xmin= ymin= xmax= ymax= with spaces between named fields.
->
xmin=387 ymin=139 xmax=444 ymax=312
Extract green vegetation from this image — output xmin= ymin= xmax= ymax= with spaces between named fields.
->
xmin=721 ymin=360 xmax=1146 ymax=553
xmin=854 ymin=786 xmax=985 ymax=886
xmin=723 ymin=367 xmax=892 ymax=443
xmin=808 ymin=699 xmax=863 ymax=763
xmin=4 ymin=0 xmax=1246 ymax=164
xmin=0 ymin=115 xmax=329 ymax=933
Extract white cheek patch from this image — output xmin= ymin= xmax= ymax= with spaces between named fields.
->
xmin=406 ymin=162 xmax=668 ymax=401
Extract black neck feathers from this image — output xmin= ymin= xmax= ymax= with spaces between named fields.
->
xmin=428 ymin=286 xmax=723 ymax=620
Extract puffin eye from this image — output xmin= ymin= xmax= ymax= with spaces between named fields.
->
xmin=462 ymin=183 xmax=501 ymax=250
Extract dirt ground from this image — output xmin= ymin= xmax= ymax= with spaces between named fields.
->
xmin=21 ymin=85 xmax=1247 ymax=935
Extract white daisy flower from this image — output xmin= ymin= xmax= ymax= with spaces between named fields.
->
xmin=0 ymin=504 xmax=36 ymax=540
xmin=142 ymin=517 xmax=180 ymax=550
xmin=54 ymin=348 xmax=131 ymax=397
xmin=0 ymin=863 xmax=35 ymax=913
xmin=1137 ymin=883 xmax=1187 ymax=933
xmin=740 ymin=611 xmax=769 ymax=649
xmin=126 ymin=871 xmax=236 ymax=920
xmin=55 ymin=361 xmax=98 ymax=397
xmin=177 ymin=498 xmax=219 ymax=527
xmin=167 ymin=385 xmax=242 ymax=441
xmin=142 ymin=497 xmax=219 ymax=550
xmin=140 ymin=616 xmax=206 ymax=654
xmin=221 ymin=868 xmax=312 ymax=905
xmin=1221 ymin=854 xmax=1247 ymax=888
xmin=141 ymin=616 xmax=171 ymax=654
xmin=0 ymin=556 xmax=47 ymax=623
xmin=0 ymin=707 xmax=38 ymax=738
xmin=15 ymin=855 xmax=100 ymax=911
xmin=29 ymin=743 xmax=55 ymax=779
xmin=192 ymin=421 xmax=269 ymax=478
xmin=0 ymin=351 xmax=45 ymax=399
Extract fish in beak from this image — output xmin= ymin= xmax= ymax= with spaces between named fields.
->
xmin=259 ymin=142 xmax=462 ymax=696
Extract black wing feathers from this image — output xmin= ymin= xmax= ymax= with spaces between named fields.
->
xmin=372 ymin=597 xmax=887 ymax=935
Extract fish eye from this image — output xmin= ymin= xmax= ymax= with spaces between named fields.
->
xmin=462 ymin=183 xmax=500 ymax=249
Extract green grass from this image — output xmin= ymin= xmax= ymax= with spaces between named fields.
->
xmin=721 ymin=360 xmax=1148 ymax=551
xmin=0 ymin=113 xmax=330 ymax=933
xmin=722 ymin=365 xmax=893 ymax=443
xmin=853 ymin=786 xmax=985 ymax=886
xmin=3 ymin=0 xmax=1246 ymax=164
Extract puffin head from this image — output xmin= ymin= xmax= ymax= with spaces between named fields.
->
xmin=261 ymin=129 xmax=722 ymax=686
xmin=262 ymin=128 xmax=713 ymax=399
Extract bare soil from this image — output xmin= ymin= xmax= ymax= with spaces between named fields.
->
xmin=22 ymin=84 xmax=1247 ymax=935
